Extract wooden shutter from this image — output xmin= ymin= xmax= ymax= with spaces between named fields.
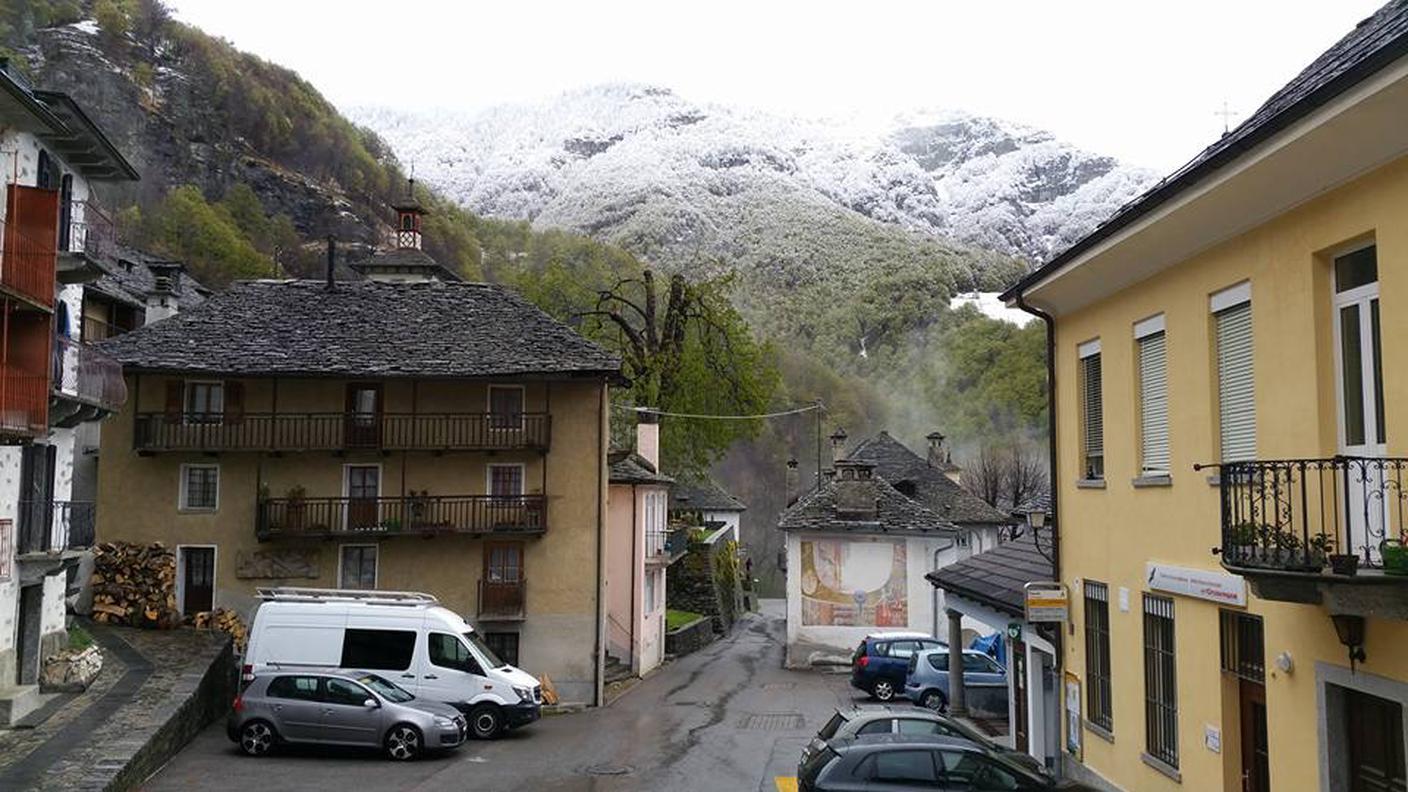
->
xmin=1082 ymin=354 xmax=1103 ymax=474
xmin=164 ymin=380 xmax=184 ymax=424
xmin=1139 ymin=332 xmax=1170 ymax=473
xmin=1216 ymin=302 xmax=1254 ymax=461
xmin=224 ymin=380 xmax=245 ymax=425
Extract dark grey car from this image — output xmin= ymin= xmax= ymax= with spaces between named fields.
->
xmin=228 ymin=669 xmax=467 ymax=760
xmin=802 ymin=706 xmax=1048 ymax=776
xmin=799 ymin=734 xmax=1098 ymax=792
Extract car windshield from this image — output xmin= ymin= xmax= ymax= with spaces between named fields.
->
xmin=356 ymin=673 xmax=414 ymax=703
xmin=817 ymin=711 xmax=850 ymax=740
xmin=463 ymin=631 xmax=507 ymax=669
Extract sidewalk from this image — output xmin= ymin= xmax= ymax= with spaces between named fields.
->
xmin=0 ymin=620 xmax=233 ymax=791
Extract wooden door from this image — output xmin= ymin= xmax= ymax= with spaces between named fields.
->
xmin=1348 ymin=689 xmax=1406 ymax=792
xmin=345 ymin=466 xmax=381 ymax=531
xmin=482 ymin=542 xmax=524 ymax=617
xmin=344 ymin=383 xmax=382 ymax=448
xmin=1012 ymin=635 xmax=1029 ymax=753
xmin=17 ymin=444 xmax=55 ymax=553
xmin=181 ymin=547 xmax=215 ymax=614
xmin=1239 ymin=680 xmax=1270 ymax=792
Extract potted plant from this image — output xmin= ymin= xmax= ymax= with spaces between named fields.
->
xmin=1224 ymin=522 xmax=1261 ymax=564
xmin=1307 ymin=532 xmax=1333 ymax=570
xmin=285 ymin=485 xmax=308 ymax=531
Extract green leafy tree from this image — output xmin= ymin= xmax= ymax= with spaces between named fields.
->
xmin=132 ymin=185 xmax=276 ymax=286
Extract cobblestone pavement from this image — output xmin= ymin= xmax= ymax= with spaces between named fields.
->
xmin=0 ymin=621 xmax=230 ymax=791
xmin=145 ymin=604 xmax=880 ymax=792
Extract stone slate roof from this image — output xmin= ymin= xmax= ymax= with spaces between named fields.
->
xmin=1005 ymin=0 xmax=1408 ymax=294
xmin=87 ymin=247 xmax=208 ymax=310
xmin=848 ymin=432 xmax=1015 ymax=528
xmin=609 ymin=451 xmax=673 ymax=485
xmin=669 ymin=478 xmax=746 ymax=513
xmin=778 ymin=463 xmax=958 ymax=537
xmin=351 ymin=247 xmax=463 ymax=281
xmin=926 ymin=529 xmax=1054 ymax=616
xmin=97 ymin=279 xmax=623 ymax=379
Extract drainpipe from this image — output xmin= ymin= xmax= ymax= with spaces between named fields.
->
xmin=1013 ymin=293 xmax=1059 ymax=585
xmin=594 ymin=382 xmax=606 ymax=707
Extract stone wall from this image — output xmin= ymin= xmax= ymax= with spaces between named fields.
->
xmin=666 ymin=534 xmax=743 ymax=634
xmin=664 ymin=615 xmax=715 ymax=657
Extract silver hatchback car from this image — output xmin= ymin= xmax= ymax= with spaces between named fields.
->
xmin=228 ymin=669 xmax=467 ymax=760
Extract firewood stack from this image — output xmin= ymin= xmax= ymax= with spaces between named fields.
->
xmin=89 ymin=542 xmax=180 ymax=628
xmin=191 ymin=608 xmax=249 ymax=652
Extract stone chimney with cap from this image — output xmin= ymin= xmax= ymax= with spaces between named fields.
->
xmin=143 ymin=261 xmax=185 ymax=324
xmin=832 ymin=459 xmax=879 ymax=520
xmin=785 ymin=457 xmax=799 ymax=506
xmin=636 ymin=412 xmax=660 ymax=470
xmin=927 ymin=431 xmax=962 ymax=484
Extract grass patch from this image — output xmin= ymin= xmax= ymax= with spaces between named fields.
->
xmin=666 ymin=609 xmax=705 ymax=631
xmin=67 ymin=623 xmax=94 ymax=651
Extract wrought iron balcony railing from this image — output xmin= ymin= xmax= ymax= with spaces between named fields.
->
xmin=51 ymin=335 xmax=126 ymax=411
xmin=645 ymin=525 xmax=691 ymax=564
xmin=17 ymin=500 xmax=95 ymax=554
xmin=477 ymin=578 xmax=526 ymax=620
xmin=1214 ymin=456 xmax=1408 ymax=574
xmin=135 ymin=411 xmax=551 ymax=453
xmin=59 ymin=200 xmax=118 ymax=266
xmin=257 ymin=494 xmax=547 ymax=540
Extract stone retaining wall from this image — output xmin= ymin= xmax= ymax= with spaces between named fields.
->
xmin=664 ymin=616 xmax=715 ymax=657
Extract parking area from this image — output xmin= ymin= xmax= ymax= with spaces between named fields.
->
xmin=143 ymin=605 xmax=874 ymax=792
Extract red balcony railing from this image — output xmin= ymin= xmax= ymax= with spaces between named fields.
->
xmin=51 ymin=335 xmax=126 ymax=411
xmin=0 ymin=363 xmax=48 ymax=436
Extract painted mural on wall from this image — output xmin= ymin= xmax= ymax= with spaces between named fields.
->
xmin=800 ymin=538 xmax=907 ymax=627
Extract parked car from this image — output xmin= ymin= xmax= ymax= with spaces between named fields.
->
xmin=799 ymin=734 xmax=1095 ymax=792
xmin=802 ymin=706 xmax=1047 ymax=776
xmin=904 ymin=647 xmax=1008 ymax=712
xmin=228 ymin=669 xmax=467 ymax=760
xmin=850 ymin=632 xmax=945 ymax=701
xmin=243 ymin=587 xmax=541 ymax=738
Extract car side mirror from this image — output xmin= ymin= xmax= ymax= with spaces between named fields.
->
xmin=363 ymin=698 xmax=379 ymax=709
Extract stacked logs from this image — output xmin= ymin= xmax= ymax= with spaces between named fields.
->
xmin=89 ymin=542 xmax=180 ymax=628
xmin=191 ymin=608 xmax=248 ymax=652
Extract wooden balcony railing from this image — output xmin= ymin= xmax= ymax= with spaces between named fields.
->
xmin=135 ymin=411 xmax=551 ymax=453
xmin=3 ymin=185 xmax=58 ymax=308
xmin=477 ymin=578 xmax=526 ymax=621
xmin=1213 ymin=456 xmax=1408 ymax=574
xmin=257 ymin=494 xmax=547 ymax=540
xmin=51 ymin=335 xmax=126 ymax=410
xmin=0 ymin=363 xmax=48 ymax=437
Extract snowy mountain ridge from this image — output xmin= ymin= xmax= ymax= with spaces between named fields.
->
xmin=351 ymin=84 xmax=1157 ymax=269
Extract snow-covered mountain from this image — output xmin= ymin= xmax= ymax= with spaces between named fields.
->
xmin=352 ymin=84 xmax=1155 ymax=270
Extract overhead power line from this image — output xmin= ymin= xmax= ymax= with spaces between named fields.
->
xmin=612 ymin=403 xmax=823 ymax=421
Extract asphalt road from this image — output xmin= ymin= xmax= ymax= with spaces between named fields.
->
xmin=142 ymin=603 xmax=867 ymax=791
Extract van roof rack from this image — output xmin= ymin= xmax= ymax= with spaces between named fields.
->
xmin=255 ymin=587 xmax=439 ymax=607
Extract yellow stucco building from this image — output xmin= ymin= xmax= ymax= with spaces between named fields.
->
xmin=1005 ymin=4 xmax=1408 ymax=790
xmin=94 ymin=205 xmax=621 ymax=707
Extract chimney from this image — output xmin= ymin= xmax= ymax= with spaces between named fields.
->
xmin=927 ymin=430 xmax=963 ymax=483
xmin=828 ymin=427 xmax=849 ymax=467
xmin=326 ymin=235 xmax=336 ymax=289
xmin=143 ymin=262 xmax=183 ymax=324
xmin=785 ymin=457 xmax=799 ymax=506
xmin=636 ymin=412 xmax=660 ymax=470
xmin=833 ymin=460 xmax=878 ymax=519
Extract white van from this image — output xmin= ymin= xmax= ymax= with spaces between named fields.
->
xmin=243 ymin=587 xmax=542 ymax=739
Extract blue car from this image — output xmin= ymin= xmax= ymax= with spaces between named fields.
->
xmin=849 ymin=632 xmax=944 ymax=702
xmin=904 ymin=647 xmax=1008 ymax=712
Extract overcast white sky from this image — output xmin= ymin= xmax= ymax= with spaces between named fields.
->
xmin=163 ymin=0 xmax=1385 ymax=172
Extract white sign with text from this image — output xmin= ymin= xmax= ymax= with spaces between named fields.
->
xmin=1146 ymin=563 xmax=1246 ymax=606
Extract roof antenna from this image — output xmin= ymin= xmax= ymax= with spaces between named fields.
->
xmin=1215 ymin=100 xmax=1237 ymax=136
xmin=325 ymin=235 xmax=336 ymax=290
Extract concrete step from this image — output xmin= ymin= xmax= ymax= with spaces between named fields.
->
xmin=0 ymin=685 xmax=45 ymax=727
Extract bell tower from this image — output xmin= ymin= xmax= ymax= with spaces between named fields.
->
xmin=392 ymin=178 xmax=426 ymax=250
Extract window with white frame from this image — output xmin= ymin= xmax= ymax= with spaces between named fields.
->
xmin=1078 ymin=339 xmax=1104 ymax=478
xmin=184 ymin=381 xmax=224 ymax=424
xmin=340 ymin=545 xmax=378 ymax=590
xmin=1135 ymin=315 xmax=1169 ymax=475
xmin=1212 ymin=284 xmax=1254 ymax=462
xmin=644 ymin=569 xmax=658 ymax=612
xmin=179 ymin=464 xmax=219 ymax=511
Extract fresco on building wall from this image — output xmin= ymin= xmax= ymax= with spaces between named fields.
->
xmin=800 ymin=538 xmax=907 ymax=626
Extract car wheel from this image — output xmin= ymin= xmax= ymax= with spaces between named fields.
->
xmin=920 ymin=690 xmax=947 ymax=712
xmin=384 ymin=723 xmax=423 ymax=761
xmin=238 ymin=720 xmax=277 ymax=757
xmin=469 ymin=703 xmax=504 ymax=739
xmin=872 ymin=680 xmax=896 ymax=701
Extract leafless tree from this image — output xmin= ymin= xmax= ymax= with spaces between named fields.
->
xmin=963 ymin=445 xmax=1007 ymax=508
xmin=962 ymin=442 xmax=1049 ymax=510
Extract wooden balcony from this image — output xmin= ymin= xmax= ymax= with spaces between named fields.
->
xmin=256 ymin=494 xmax=547 ymax=540
xmin=2 ymin=185 xmax=58 ymax=309
xmin=1211 ymin=456 xmax=1408 ymax=619
xmin=477 ymin=578 xmax=526 ymax=621
xmin=0 ymin=306 xmax=51 ymax=438
xmin=135 ymin=411 xmax=551 ymax=453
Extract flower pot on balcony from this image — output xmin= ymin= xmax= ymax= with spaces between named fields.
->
xmin=1381 ymin=540 xmax=1408 ymax=576
xmin=1329 ymin=554 xmax=1360 ymax=576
